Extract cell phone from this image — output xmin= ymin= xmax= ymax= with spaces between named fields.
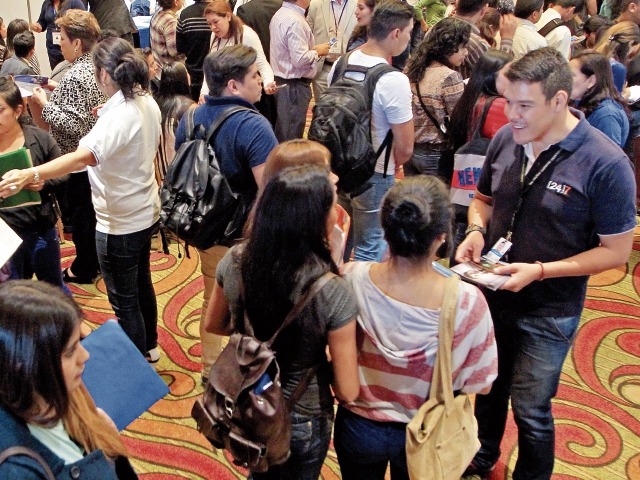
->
xmin=253 ymin=372 xmax=273 ymax=395
xmin=329 ymin=38 xmax=338 ymax=47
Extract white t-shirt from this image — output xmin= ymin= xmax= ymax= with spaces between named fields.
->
xmin=27 ymin=421 xmax=84 ymax=465
xmin=79 ymin=90 xmax=161 ymax=235
xmin=328 ymin=50 xmax=413 ymax=174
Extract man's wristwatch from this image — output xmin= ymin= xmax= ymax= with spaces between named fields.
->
xmin=465 ymin=223 xmax=486 ymax=236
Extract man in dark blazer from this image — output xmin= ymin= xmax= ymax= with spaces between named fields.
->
xmin=237 ymin=0 xmax=283 ymax=126
xmin=82 ymin=0 xmax=137 ymax=44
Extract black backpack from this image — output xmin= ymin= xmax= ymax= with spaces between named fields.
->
xmin=308 ymin=51 xmax=396 ymax=196
xmin=160 ymin=106 xmax=257 ymax=251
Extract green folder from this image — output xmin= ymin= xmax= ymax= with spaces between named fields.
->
xmin=0 ymin=147 xmax=41 ymax=210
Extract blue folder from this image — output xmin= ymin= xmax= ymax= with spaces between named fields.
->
xmin=81 ymin=320 xmax=170 ymax=431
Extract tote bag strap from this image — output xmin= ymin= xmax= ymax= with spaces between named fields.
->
xmin=427 ymin=274 xmax=460 ymax=411
xmin=0 ymin=446 xmax=56 ymax=480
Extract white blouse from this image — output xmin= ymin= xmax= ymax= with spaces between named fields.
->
xmin=200 ymin=24 xmax=275 ymax=97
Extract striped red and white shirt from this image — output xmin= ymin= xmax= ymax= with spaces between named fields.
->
xmin=341 ymin=261 xmax=497 ymax=424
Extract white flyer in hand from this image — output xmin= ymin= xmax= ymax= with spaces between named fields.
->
xmin=0 ymin=218 xmax=22 ymax=268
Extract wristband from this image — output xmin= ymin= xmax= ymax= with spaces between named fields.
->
xmin=465 ymin=223 xmax=486 ymax=236
xmin=32 ymin=168 xmax=40 ymax=183
xmin=535 ymin=261 xmax=545 ymax=280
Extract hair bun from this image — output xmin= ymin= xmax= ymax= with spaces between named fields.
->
xmin=389 ymin=197 xmax=429 ymax=228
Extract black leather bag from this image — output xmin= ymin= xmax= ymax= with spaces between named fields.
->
xmin=159 ymin=106 xmax=257 ymax=251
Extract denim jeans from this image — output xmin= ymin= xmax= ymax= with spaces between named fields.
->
xmin=10 ymin=226 xmax=70 ymax=294
xmin=472 ymin=311 xmax=580 ymax=480
xmin=346 ymin=172 xmax=396 ymax=262
xmin=403 ymin=144 xmax=442 ymax=177
xmin=95 ymin=223 xmax=158 ymax=354
xmin=334 ymin=407 xmax=409 ymax=480
xmin=249 ymin=411 xmax=333 ymax=480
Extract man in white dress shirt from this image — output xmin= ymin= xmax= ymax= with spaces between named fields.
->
xmin=512 ymin=0 xmax=547 ymax=60
xmin=535 ymin=0 xmax=584 ymax=59
xmin=307 ymin=0 xmax=358 ymax=100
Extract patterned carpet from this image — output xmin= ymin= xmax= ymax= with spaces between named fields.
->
xmin=62 ymin=222 xmax=640 ymax=480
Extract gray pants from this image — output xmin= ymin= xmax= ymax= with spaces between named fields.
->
xmin=274 ymin=77 xmax=312 ymax=142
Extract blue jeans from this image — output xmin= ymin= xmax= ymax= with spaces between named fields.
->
xmin=472 ymin=311 xmax=580 ymax=480
xmin=347 ymin=172 xmax=396 ymax=262
xmin=249 ymin=411 xmax=333 ymax=480
xmin=334 ymin=407 xmax=409 ymax=480
xmin=10 ymin=226 xmax=70 ymax=294
xmin=95 ymin=223 xmax=158 ymax=354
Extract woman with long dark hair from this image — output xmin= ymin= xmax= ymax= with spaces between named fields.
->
xmin=154 ymin=61 xmax=194 ymax=182
xmin=0 ymin=280 xmax=137 ymax=478
xmin=204 ymin=164 xmax=359 ymax=479
xmin=404 ymin=17 xmax=471 ymax=178
xmin=336 ymin=176 xmax=496 ymax=479
xmin=0 ymin=77 xmax=69 ymax=292
xmin=0 ymin=37 xmax=162 ymax=363
xmin=570 ymin=50 xmax=630 ymax=148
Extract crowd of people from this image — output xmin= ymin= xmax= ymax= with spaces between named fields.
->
xmin=0 ymin=0 xmax=638 ymax=478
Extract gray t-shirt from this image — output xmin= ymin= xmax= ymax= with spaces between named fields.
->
xmin=216 ymin=246 xmax=358 ymax=415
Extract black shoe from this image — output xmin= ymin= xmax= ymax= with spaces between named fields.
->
xmin=62 ymin=268 xmax=94 ymax=285
xmin=463 ymin=461 xmax=494 ymax=479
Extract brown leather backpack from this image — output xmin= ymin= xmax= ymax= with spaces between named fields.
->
xmin=191 ymin=273 xmax=334 ymax=473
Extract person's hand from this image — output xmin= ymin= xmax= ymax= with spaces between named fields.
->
xmin=24 ymin=180 xmax=45 ymax=191
xmin=494 ymin=262 xmax=542 ymax=292
xmin=0 ymin=169 xmax=31 ymax=200
xmin=421 ymin=19 xmax=429 ymax=32
xmin=499 ymin=13 xmax=517 ymax=40
xmin=31 ymin=87 xmax=48 ymax=107
xmin=30 ymin=23 xmax=43 ymax=33
xmin=91 ymin=104 xmax=104 ymax=117
xmin=198 ymin=94 xmax=206 ymax=105
xmin=315 ymin=42 xmax=331 ymax=57
xmin=45 ymin=79 xmax=58 ymax=90
xmin=455 ymin=230 xmax=485 ymax=264
xmin=264 ymin=81 xmax=277 ymax=95
xmin=96 ymin=407 xmax=119 ymax=435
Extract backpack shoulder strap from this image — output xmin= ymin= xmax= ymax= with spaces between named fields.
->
xmin=538 ymin=18 xmax=563 ymax=37
xmin=330 ymin=51 xmax=354 ymax=85
xmin=0 ymin=446 xmax=56 ymax=480
xmin=185 ymin=107 xmax=197 ymax=141
xmin=204 ymin=105 xmax=257 ymax=146
xmin=264 ymin=272 xmax=336 ymax=347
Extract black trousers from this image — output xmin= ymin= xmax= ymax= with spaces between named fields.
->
xmin=69 ymin=171 xmax=99 ymax=279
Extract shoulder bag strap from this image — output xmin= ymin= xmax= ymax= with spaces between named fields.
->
xmin=538 ymin=18 xmax=563 ymax=37
xmin=415 ymin=81 xmax=448 ymax=137
xmin=427 ymin=274 xmax=460 ymax=410
xmin=0 ymin=446 xmax=56 ymax=480
xmin=185 ymin=106 xmax=196 ymax=141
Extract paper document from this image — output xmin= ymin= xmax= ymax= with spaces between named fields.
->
xmin=0 ymin=218 xmax=22 ymax=268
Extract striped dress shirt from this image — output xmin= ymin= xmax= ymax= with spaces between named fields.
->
xmin=270 ymin=2 xmax=319 ymax=79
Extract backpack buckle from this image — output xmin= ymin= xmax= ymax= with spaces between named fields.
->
xmin=224 ymin=398 xmax=235 ymax=417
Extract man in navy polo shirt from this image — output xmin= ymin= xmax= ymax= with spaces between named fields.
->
xmin=174 ymin=44 xmax=278 ymax=385
xmin=456 ymin=47 xmax=636 ymax=480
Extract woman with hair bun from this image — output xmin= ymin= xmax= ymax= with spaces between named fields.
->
xmin=0 ymin=280 xmax=138 ymax=478
xmin=336 ymin=175 xmax=497 ymax=479
xmin=0 ymin=37 xmax=162 ymax=364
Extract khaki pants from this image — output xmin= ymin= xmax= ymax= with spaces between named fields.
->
xmin=197 ymin=244 xmax=229 ymax=378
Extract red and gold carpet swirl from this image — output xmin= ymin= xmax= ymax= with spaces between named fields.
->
xmin=61 ymin=224 xmax=640 ymax=480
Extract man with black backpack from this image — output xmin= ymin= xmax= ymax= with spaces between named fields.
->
xmin=325 ymin=0 xmax=415 ymax=262
xmin=173 ymin=45 xmax=278 ymax=384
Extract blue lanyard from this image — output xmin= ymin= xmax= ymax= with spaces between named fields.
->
xmin=331 ymin=0 xmax=348 ymax=33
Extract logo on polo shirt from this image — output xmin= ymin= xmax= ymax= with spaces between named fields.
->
xmin=546 ymin=181 xmax=571 ymax=196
